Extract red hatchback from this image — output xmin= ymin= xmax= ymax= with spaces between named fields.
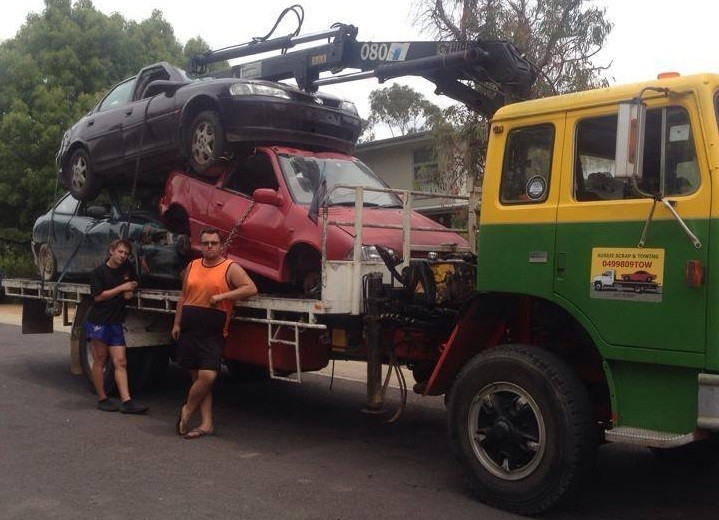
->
xmin=159 ymin=146 xmax=469 ymax=295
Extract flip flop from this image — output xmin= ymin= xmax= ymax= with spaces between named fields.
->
xmin=176 ymin=406 xmax=188 ymax=436
xmin=183 ymin=427 xmax=214 ymax=440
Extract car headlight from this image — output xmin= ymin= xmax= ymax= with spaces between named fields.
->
xmin=229 ymin=83 xmax=291 ymax=99
xmin=345 ymin=245 xmax=395 ymax=261
xmin=338 ymin=100 xmax=358 ymax=115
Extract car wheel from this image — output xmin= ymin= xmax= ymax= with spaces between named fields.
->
xmin=37 ymin=243 xmax=57 ymax=281
xmin=64 ymin=148 xmax=100 ymax=201
xmin=225 ymin=359 xmax=269 ymax=382
xmin=300 ymin=270 xmax=321 ymax=299
xmin=447 ymin=345 xmax=596 ymax=515
xmin=188 ymin=111 xmax=227 ymax=176
xmin=163 ymin=205 xmax=190 ymax=235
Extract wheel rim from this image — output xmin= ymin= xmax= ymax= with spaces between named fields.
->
xmin=302 ymin=271 xmax=321 ymax=298
xmin=192 ymin=121 xmax=215 ymax=166
xmin=468 ymin=381 xmax=546 ymax=481
xmin=71 ymin=155 xmax=88 ymax=192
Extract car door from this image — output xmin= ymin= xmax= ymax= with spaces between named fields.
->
xmin=554 ymin=102 xmax=710 ymax=353
xmin=122 ymin=64 xmax=175 ymax=161
xmin=83 ymin=78 xmax=136 ymax=172
xmin=209 ymin=154 xmax=287 ymax=278
xmin=45 ymin=194 xmax=81 ymax=274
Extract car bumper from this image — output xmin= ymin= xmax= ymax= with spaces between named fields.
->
xmin=218 ymin=96 xmax=362 ymax=154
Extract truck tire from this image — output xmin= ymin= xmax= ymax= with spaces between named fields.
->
xmin=593 ymin=281 xmax=602 ymax=291
xmin=447 ymin=344 xmax=596 ymax=516
xmin=63 ymin=148 xmax=100 ymax=201
xmin=188 ymin=110 xmax=227 ymax=176
xmin=225 ymin=359 xmax=269 ymax=382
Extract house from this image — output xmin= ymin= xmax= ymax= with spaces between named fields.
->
xmin=354 ymin=131 xmax=471 ymax=228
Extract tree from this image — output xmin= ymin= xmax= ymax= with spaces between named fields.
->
xmin=0 ymin=0 xmax=186 ymax=232
xmin=413 ymin=0 xmax=613 ymax=190
xmin=367 ymin=84 xmax=441 ymax=138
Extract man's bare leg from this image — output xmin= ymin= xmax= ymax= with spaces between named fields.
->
xmin=183 ymin=369 xmax=217 ymax=434
xmin=90 ymin=339 xmax=110 ymax=400
xmin=108 ymin=345 xmax=131 ymax=403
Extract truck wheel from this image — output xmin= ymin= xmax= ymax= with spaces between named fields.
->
xmin=64 ymin=148 xmax=100 ymax=201
xmin=37 ymin=244 xmax=57 ymax=281
xmin=447 ymin=344 xmax=596 ymax=515
xmin=188 ymin=111 xmax=227 ymax=176
xmin=593 ymin=281 xmax=602 ymax=291
xmin=225 ymin=359 xmax=269 ymax=382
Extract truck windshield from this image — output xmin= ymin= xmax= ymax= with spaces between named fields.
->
xmin=278 ymin=153 xmax=402 ymax=207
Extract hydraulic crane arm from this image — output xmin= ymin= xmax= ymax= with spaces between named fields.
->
xmin=188 ymin=23 xmax=536 ymax=118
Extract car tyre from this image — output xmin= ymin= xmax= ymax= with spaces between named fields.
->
xmin=37 ymin=243 xmax=58 ymax=281
xmin=64 ymin=148 xmax=100 ymax=201
xmin=188 ymin=110 xmax=227 ymax=176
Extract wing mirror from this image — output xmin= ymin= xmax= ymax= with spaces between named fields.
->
xmin=252 ymin=188 xmax=283 ymax=206
xmin=86 ymin=205 xmax=109 ymax=219
xmin=142 ymin=80 xmax=189 ymax=98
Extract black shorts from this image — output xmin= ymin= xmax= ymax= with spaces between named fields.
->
xmin=176 ymin=306 xmax=227 ymax=371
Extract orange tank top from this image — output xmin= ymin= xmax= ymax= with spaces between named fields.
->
xmin=183 ymin=258 xmax=234 ymax=334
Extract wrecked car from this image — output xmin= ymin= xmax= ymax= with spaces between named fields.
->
xmin=56 ymin=61 xmax=362 ymax=202
xmin=32 ymin=190 xmax=189 ymax=287
xmin=159 ymin=146 xmax=469 ymax=296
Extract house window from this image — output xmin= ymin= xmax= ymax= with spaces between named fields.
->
xmin=413 ymin=147 xmax=439 ymax=191
xmin=575 ymin=106 xmax=699 ymax=201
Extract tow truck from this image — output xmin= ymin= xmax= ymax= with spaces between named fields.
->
xmin=5 ymin=10 xmax=719 ymax=516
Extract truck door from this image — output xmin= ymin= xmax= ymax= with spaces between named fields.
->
xmin=554 ymin=102 xmax=710 ymax=352
xmin=476 ymin=117 xmax=562 ymax=299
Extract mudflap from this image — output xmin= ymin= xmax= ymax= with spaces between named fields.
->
xmin=22 ymin=299 xmax=54 ymax=334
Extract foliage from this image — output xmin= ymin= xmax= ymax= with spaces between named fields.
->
xmin=367 ymin=84 xmax=441 ymax=138
xmin=0 ymin=0 xmax=191 ymax=233
xmin=412 ymin=0 xmax=613 ymax=190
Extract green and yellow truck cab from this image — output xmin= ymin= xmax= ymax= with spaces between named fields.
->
xmin=443 ymin=72 xmax=719 ymax=514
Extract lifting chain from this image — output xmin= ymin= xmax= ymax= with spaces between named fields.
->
xmin=222 ymin=201 xmax=256 ymax=253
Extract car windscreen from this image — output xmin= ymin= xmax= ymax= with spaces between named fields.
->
xmin=278 ymin=154 xmax=402 ymax=207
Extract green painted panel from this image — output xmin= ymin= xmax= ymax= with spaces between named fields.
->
xmin=606 ymin=360 xmax=698 ymax=433
xmin=477 ymin=219 xmax=709 ymax=355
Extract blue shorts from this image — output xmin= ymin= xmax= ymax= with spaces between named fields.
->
xmin=85 ymin=322 xmax=126 ymax=347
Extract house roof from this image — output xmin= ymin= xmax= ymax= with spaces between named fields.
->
xmin=356 ymin=131 xmax=432 ymax=152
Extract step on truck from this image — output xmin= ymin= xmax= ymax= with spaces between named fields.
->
xmin=5 ymin=16 xmax=719 ymax=517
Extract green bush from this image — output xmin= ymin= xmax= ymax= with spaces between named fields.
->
xmin=0 ymin=244 xmax=36 ymax=278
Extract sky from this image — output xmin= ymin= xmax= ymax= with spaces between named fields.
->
xmin=2 ymin=0 xmax=719 ymax=121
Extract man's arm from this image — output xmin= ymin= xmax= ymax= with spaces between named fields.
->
xmin=210 ymin=263 xmax=258 ymax=305
xmin=91 ymin=267 xmax=138 ymax=303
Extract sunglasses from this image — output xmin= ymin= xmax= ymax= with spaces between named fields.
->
xmin=200 ymin=240 xmax=221 ymax=247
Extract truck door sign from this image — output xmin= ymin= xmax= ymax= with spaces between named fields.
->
xmin=590 ymin=247 xmax=664 ymax=302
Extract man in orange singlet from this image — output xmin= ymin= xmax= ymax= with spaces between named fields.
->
xmin=172 ymin=227 xmax=257 ymax=439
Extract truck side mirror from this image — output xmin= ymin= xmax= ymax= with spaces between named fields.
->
xmin=615 ymin=100 xmax=646 ymax=180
